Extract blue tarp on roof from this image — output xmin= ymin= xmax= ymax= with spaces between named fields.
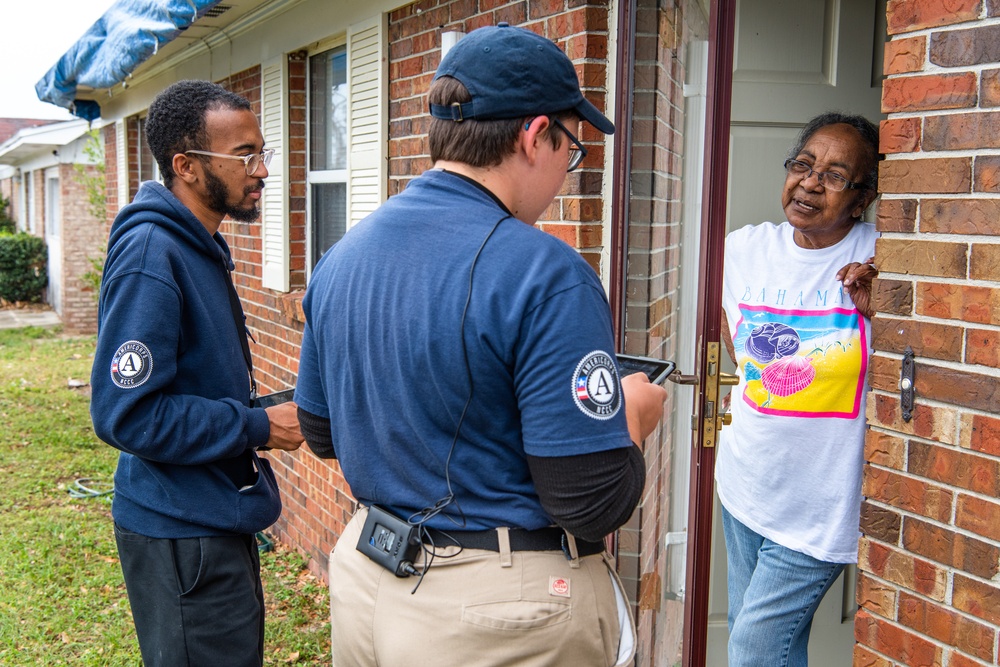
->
xmin=35 ymin=0 xmax=224 ymax=120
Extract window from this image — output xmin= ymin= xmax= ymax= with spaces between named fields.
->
xmin=308 ymin=45 xmax=348 ymax=268
xmin=259 ymin=17 xmax=386 ymax=291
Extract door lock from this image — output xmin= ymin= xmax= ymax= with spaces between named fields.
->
xmin=667 ymin=344 xmax=735 ymax=448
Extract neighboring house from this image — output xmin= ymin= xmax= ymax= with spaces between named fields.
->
xmin=37 ymin=0 xmax=1000 ymax=665
xmin=0 ymin=118 xmax=56 ymax=144
xmin=0 ymin=119 xmax=58 ymax=218
xmin=0 ymin=120 xmax=107 ymax=334
xmin=0 ymin=118 xmax=58 ymax=227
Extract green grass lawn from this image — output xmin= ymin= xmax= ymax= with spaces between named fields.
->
xmin=0 ymin=327 xmax=330 ymax=665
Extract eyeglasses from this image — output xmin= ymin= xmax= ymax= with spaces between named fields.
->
xmin=185 ymin=148 xmax=275 ymax=176
xmin=783 ymin=159 xmax=865 ymax=192
xmin=548 ymin=117 xmax=588 ymax=172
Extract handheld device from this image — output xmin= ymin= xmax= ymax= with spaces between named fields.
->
xmin=357 ymin=505 xmax=422 ymax=577
xmin=252 ymin=389 xmax=296 ymax=451
xmin=616 ymin=354 xmax=676 ymax=385
xmin=252 ymin=388 xmax=295 ymax=409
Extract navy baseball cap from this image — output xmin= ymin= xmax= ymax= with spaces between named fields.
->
xmin=430 ymin=23 xmax=615 ymax=135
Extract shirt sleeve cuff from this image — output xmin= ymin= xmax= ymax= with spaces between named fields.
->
xmin=246 ymin=406 xmax=271 ymax=450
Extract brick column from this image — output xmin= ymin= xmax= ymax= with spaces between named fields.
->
xmin=857 ymin=1 xmax=1000 ymax=664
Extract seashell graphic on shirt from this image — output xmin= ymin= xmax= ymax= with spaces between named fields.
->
xmin=745 ymin=322 xmax=800 ymax=363
xmin=761 ymin=355 xmax=816 ymax=396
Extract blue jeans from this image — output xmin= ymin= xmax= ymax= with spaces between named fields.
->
xmin=722 ymin=506 xmax=845 ymax=667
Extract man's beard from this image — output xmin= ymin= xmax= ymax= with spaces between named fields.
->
xmin=205 ymin=168 xmax=263 ymax=223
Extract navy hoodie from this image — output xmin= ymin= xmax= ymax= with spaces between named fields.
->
xmin=90 ymin=181 xmax=279 ymax=538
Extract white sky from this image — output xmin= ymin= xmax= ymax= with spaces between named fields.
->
xmin=2 ymin=0 xmax=116 ymax=119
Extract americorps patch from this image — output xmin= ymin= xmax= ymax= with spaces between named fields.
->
xmin=572 ymin=350 xmax=621 ymax=420
xmin=110 ymin=340 xmax=153 ymax=389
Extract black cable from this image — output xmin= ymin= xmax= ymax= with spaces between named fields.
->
xmin=405 ymin=213 xmax=511 ymax=593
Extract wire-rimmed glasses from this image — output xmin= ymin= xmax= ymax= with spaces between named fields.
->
xmin=186 ymin=148 xmax=275 ymax=176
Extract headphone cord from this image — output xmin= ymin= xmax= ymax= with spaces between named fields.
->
xmin=406 ymin=212 xmax=511 ymax=593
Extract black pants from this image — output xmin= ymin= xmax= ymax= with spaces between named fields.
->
xmin=114 ymin=523 xmax=265 ymax=667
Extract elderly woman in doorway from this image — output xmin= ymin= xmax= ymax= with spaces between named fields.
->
xmin=717 ymin=111 xmax=880 ymax=666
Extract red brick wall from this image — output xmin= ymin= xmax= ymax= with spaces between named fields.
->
xmin=102 ymin=124 xmax=120 ymax=227
xmin=858 ymin=1 xmax=1000 ymax=664
xmin=58 ymin=162 xmax=105 ymax=334
xmin=388 ymin=0 xmax=613 ymax=271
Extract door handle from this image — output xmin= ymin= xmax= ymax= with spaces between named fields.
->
xmin=667 ymin=347 xmax=734 ymax=447
xmin=667 ymin=370 xmax=700 ymax=385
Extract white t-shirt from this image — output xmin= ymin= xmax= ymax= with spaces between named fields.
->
xmin=716 ymin=221 xmax=879 ymax=563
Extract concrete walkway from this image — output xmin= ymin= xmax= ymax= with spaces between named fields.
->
xmin=0 ymin=308 xmax=62 ymax=329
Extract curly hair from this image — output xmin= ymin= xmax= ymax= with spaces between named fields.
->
xmin=145 ymin=80 xmax=252 ymax=188
xmin=788 ymin=112 xmax=881 ymax=192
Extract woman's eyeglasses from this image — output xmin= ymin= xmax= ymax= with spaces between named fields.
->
xmin=783 ymin=159 xmax=865 ymax=192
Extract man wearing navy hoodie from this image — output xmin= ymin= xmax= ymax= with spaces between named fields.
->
xmin=90 ymin=80 xmax=303 ymax=666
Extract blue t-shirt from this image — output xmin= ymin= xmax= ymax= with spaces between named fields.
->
xmin=295 ymin=170 xmax=632 ymax=531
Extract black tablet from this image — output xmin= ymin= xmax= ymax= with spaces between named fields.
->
xmin=252 ymin=388 xmax=295 ymax=409
xmin=616 ymin=354 xmax=676 ymax=385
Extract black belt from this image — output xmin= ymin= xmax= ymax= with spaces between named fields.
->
xmin=424 ymin=526 xmax=605 ymax=558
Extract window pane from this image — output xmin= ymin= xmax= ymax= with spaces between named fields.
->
xmin=309 ymin=47 xmax=348 ymax=171
xmin=312 ymin=182 xmax=346 ymax=265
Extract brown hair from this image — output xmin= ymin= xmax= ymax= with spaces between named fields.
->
xmin=428 ymin=76 xmax=571 ymax=166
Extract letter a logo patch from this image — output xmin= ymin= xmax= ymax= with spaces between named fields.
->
xmin=110 ymin=340 xmax=153 ymax=389
xmin=572 ymin=350 xmax=621 ymax=420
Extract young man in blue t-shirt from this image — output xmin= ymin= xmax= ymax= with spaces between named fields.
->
xmin=295 ymin=24 xmax=667 ymax=666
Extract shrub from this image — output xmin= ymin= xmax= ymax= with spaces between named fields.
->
xmin=0 ymin=233 xmax=47 ymax=303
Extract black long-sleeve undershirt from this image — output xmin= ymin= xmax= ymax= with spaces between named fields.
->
xmin=526 ymin=445 xmax=645 ymax=541
xmin=298 ymin=406 xmax=336 ymax=459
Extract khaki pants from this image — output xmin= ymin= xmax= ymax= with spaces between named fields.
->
xmin=330 ymin=507 xmax=635 ymax=667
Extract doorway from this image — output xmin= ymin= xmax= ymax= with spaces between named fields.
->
xmin=612 ymin=0 xmax=886 ymax=664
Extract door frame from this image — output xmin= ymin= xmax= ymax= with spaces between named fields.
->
xmin=44 ymin=167 xmax=63 ymax=315
xmin=681 ymin=1 xmax=736 ymax=664
xmin=608 ymin=1 xmax=737 ymax=664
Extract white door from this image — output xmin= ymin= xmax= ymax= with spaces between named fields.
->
xmin=44 ymin=169 xmax=62 ymax=314
xmin=705 ymin=0 xmax=885 ymax=664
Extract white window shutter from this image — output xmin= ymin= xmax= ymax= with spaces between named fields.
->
xmin=116 ymin=120 xmax=129 ymax=205
xmin=347 ymin=14 xmax=388 ymax=228
xmin=261 ymin=55 xmax=290 ymax=292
